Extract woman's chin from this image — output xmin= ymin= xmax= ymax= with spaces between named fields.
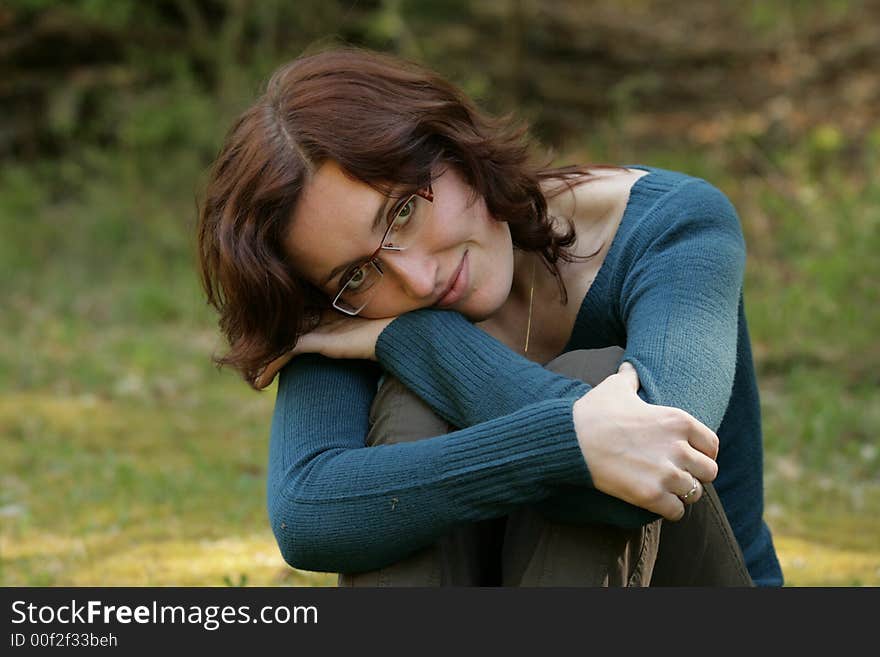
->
xmin=458 ymin=289 xmax=509 ymax=322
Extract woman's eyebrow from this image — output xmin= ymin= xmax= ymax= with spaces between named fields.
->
xmin=320 ymin=194 xmax=395 ymax=286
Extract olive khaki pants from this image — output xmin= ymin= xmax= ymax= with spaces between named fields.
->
xmin=339 ymin=348 xmax=753 ymax=587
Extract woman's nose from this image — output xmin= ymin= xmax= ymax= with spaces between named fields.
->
xmin=380 ymin=250 xmax=438 ymax=300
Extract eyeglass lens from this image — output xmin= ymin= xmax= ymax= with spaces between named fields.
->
xmin=333 ymin=190 xmax=431 ymax=315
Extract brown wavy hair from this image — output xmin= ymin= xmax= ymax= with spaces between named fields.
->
xmin=197 ymin=46 xmax=607 ymax=389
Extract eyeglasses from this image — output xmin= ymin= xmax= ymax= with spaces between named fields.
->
xmin=331 ymin=185 xmax=434 ymax=316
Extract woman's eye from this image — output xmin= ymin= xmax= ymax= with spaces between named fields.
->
xmin=391 ymin=197 xmax=416 ymax=230
xmin=343 ymin=266 xmax=367 ymax=291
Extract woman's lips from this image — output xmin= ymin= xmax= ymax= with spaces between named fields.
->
xmin=436 ymin=251 xmax=468 ymax=308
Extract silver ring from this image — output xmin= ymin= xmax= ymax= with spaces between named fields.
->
xmin=679 ymin=477 xmax=699 ymax=503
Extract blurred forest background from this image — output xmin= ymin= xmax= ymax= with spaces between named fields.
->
xmin=1 ymin=0 xmax=878 ymax=586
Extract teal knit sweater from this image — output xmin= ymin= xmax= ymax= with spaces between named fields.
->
xmin=267 ymin=166 xmax=783 ymax=586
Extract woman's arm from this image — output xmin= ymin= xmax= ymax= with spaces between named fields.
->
xmin=269 ymin=353 xmax=716 ymax=574
xmin=377 ymin=309 xmax=587 ymax=425
xmin=616 ymin=180 xmax=744 ymax=431
xmin=267 ymin=353 xmax=592 ymax=574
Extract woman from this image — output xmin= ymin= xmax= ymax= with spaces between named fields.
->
xmin=197 ymin=47 xmax=783 ymax=586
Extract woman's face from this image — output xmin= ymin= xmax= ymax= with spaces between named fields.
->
xmin=284 ymin=160 xmax=515 ymax=321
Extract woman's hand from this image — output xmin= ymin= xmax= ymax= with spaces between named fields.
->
xmin=255 ymin=312 xmax=395 ymax=389
xmin=572 ymin=362 xmax=719 ymax=521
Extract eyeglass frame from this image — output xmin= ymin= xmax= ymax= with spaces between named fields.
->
xmin=331 ymin=184 xmax=435 ymax=316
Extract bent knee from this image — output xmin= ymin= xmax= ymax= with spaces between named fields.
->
xmin=367 ymin=374 xmax=452 ymax=446
xmin=545 ymin=347 xmax=624 ymax=386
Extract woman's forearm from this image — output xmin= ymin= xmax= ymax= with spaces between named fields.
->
xmin=376 ymin=309 xmax=589 ymax=426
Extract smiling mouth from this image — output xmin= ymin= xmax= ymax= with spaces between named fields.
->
xmin=436 ymin=250 xmax=468 ymax=307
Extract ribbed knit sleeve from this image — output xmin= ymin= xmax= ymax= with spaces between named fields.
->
xmin=611 ymin=179 xmax=745 ymax=430
xmin=266 ymin=353 xmax=591 ymax=574
xmin=376 ymin=309 xmax=591 ymax=427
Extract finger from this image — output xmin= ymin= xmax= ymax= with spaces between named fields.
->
xmin=687 ymin=418 xmax=720 ymax=460
xmin=255 ymin=368 xmax=277 ymax=390
xmin=676 ymin=472 xmax=703 ymax=506
xmin=683 ymin=450 xmax=718 ymax=484
xmin=255 ymin=349 xmax=296 ymax=389
xmin=616 ymin=361 xmax=640 ymax=393
xmin=657 ymin=493 xmax=687 ymax=522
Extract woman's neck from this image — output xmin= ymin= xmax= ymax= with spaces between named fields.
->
xmin=478 ymin=168 xmax=645 ymax=361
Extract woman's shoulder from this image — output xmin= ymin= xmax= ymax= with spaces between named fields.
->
xmin=581 ymin=166 xmax=742 ymax=261
xmin=608 ymin=167 xmax=746 ymax=275
xmin=623 ymin=166 xmax=739 ymax=221
xmin=560 ymin=165 xmax=740 ymax=255
xmin=557 ymin=165 xmax=737 ymax=235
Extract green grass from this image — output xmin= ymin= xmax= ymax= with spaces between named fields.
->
xmin=1 ymin=125 xmax=878 ymax=587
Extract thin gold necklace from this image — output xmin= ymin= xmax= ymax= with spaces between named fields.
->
xmin=524 ymin=258 xmax=536 ymax=354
